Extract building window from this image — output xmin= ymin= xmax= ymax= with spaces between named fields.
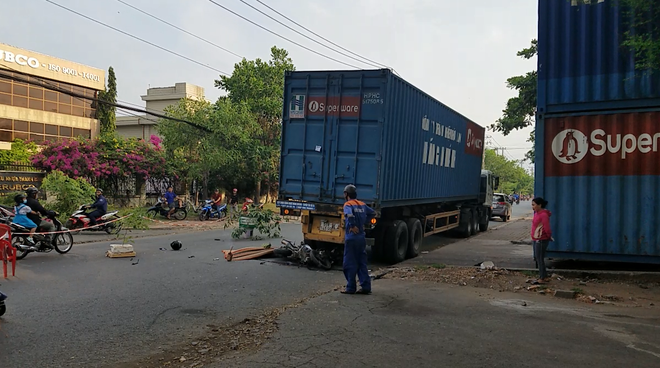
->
xmin=0 ymin=70 xmax=98 ymax=120
xmin=0 ymin=118 xmax=90 ymax=144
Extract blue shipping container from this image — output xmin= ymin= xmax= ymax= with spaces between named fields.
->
xmin=279 ymin=69 xmax=485 ymax=209
xmin=538 ymin=0 xmax=660 ymax=115
xmin=535 ymin=109 xmax=660 ymax=263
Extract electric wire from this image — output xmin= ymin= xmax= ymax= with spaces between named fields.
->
xmin=115 ymin=0 xmax=244 ymax=59
xmin=207 ymin=0 xmax=362 ymax=69
xmin=0 ymin=65 xmax=213 ymax=132
xmin=238 ymin=0 xmax=381 ymax=68
xmin=44 ymin=0 xmax=230 ymax=75
xmin=253 ymin=0 xmax=394 ymax=71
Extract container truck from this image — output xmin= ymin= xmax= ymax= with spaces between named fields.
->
xmin=276 ymin=69 xmax=498 ymax=264
xmin=536 ymin=0 xmax=660 ymax=263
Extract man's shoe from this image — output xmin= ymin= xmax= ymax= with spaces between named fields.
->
xmin=340 ymin=289 xmax=355 ymax=295
xmin=355 ymin=289 xmax=371 ymax=295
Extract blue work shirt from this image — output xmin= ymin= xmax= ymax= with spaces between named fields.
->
xmin=164 ymin=191 xmax=177 ymax=204
xmin=343 ymin=199 xmax=375 ymax=241
xmin=91 ymin=195 xmax=108 ymax=213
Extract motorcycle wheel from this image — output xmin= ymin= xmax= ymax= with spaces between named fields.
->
xmin=0 ymin=303 xmax=6 ymax=317
xmin=105 ymin=218 xmax=123 ymax=235
xmin=147 ymin=209 xmax=158 ymax=219
xmin=53 ymin=232 xmax=74 ymax=254
xmin=174 ymin=209 xmax=187 ymax=221
xmin=199 ymin=210 xmax=208 ymax=222
xmin=309 ymin=249 xmax=332 ymax=270
xmin=12 ymin=236 xmax=29 ymax=260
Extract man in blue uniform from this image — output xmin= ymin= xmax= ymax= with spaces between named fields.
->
xmin=86 ymin=188 xmax=107 ymax=226
xmin=341 ymin=184 xmax=375 ymax=295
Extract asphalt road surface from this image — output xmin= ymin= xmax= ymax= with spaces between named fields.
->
xmin=0 ymin=203 xmax=534 ymax=367
xmin=0 ymin=224 xmax=345 ymax=368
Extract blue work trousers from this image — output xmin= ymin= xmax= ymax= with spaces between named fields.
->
xmin=343 ymin=237 xmax=371 ymax=293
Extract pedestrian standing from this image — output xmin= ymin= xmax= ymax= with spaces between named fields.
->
xmin=531 ymin=197 xmax=552 ymax=283
xmin=341 ymin=184 xmax=375 ymax=295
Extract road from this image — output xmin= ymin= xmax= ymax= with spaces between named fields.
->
xmin=0 ymin=223 xmax=344 ymax=368
xmin=0 ymin=201 xmax=534 ymax=367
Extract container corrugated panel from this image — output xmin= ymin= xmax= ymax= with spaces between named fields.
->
xmin=535 ymin=110 xmax=660 ymax=263
xmin=279 ymin=69 xmax=485 ymax=209
xmin=538 ymin=0 xmax=660 ymax=114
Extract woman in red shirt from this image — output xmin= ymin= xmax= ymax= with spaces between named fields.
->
xmin=531 ymin=197 xmax=552 ymax=282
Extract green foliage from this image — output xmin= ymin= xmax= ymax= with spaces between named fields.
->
xmin=490 ymin=40 xmax=537 ymax=163
xmin=0 ymin=191 xmax=26 ymax=207
xmin=0 ymin=139 xmax=39 ymax=163
xmin=226 ymin=207 xmax=281 ymax=240
xmin=215 ymin=46 xmax=296 ymax=199
xmin=118 ymin=206 xmax=151 ymax=231
xmin=40 ymin=170 xmax=96 ymax=217
xmin=484 ymin=149 xmax=534 ymax=194
xmin=98 ymin=66 xmax=118 ymax=134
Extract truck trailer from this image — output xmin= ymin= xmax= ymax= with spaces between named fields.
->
xmin=276 ymin=69 xmax=497 ymax=264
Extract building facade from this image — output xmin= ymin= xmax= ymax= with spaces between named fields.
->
xmin=0 ymin=43 xmax=105 ymax=150
xmin=116 ymin=82 xmax=206 ymax=140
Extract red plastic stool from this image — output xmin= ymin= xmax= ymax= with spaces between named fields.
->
xmin=0 ymin=224 xmax=16 ymax=278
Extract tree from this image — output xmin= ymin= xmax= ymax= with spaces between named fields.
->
xmin=98 ymin=66 xmax=117 ymax=134
xmin=158 ymin=97 xmax=258 ymax=198
xmin=215 ymin=46 xmax=296 ymax=202
xmin=490 ymin=40 xmax=537 ymax=163
xmin=484 ymin=149 xmax=534 ymax=195
xmin=0 ymin=139 xmax=39 ymax=163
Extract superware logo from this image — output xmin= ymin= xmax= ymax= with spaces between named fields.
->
xmin=545 ymin=113 xmax=660 ymax=177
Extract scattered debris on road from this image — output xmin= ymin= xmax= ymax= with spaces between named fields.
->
xmin=382 ymin=266 xmax=660 ymax=308
xmin=106 ymin=244 xmax=136 ymax=258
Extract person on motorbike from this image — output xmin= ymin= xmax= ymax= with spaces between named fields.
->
xmin=12 ymin=194 xmax=39 ymax=247
xmin=25 ymin=186 xmax=56 ymax=235
xmin=86 ymin=189 xmax=108 ymax=227
xmin=211 ymin=189 xmax=223 ymax=212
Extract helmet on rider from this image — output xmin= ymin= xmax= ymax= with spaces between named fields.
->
xmin=232 ymin=188 xmax=238 ymax=193
xmin=26 ymin=186 xmax=39 ymax=198
xmin=14 ymin=193 xmax=27 ymax=204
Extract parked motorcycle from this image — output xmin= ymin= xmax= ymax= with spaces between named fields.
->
xmin=7 ymin=211 xmax=74 ymax=260
xmin=199 ymin=200 xmax=227 ymax=221
xmin=0 ymin=290 xmax=7 ymax=316
xmin=147 ymin=198 xmax=188 ymax=220
xmin=242 ymin=198 xmax=264 ymax=213
xmin=66 ymin=205 xmax=122 ymax=234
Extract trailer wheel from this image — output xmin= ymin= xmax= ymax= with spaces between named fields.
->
xmin=459 ymin=209 xmax=473 ymax=238
xmin=385 ymin=220 xmax=409 ymax=264
xmin=470 ymin=209 xmax=479 ymax=236
xmin=405 ymin=218 xmax=422 ymax=259
xmin=479 ymin=210 xmax=489 ymax=232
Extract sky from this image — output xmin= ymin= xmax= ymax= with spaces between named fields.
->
xmin=0 ymin=0 xmax=537 ymax=167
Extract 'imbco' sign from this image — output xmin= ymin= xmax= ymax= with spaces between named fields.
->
xmin=0 ymin=171 xmax=45 ymax=195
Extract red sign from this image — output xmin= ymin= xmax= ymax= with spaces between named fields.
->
xmin=464 ymin=120 xmax=485 ymax=156
xmin=545 ymin=112 xmax=660 ymax=177
xmin=306 ymin=96 xmax=361 ymax=118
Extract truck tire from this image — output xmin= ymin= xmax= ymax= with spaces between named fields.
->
xmin=459 ymin=209 xmax=472 ymax=238
xmin=405 ymin=218 xmax=423 ymax=259
xmin=385 ymin=220 xmax=409 ymax=264
xmin=470 ymin=209 xmax=479 ymax=236
xmin=479 ymin=210 xmax=489 ymax=232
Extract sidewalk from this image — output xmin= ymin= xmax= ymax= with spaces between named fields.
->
xmin=407 ymin=218 xmax=535 ymax=269
xmin=214 ymin=279 xmax=660 ymax=368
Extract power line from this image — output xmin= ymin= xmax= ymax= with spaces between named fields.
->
xmin=207 ymin=0 xmax=362 ymax=69
xmin=44 ymin=0 xmax=230 ymax=75
xmin=254 ymin=0 xmax=393 ymax=71
xmin=238 ymin=0 xmax=380 ymax=69
xmin=0 ymin=66 xmax=213 ymax=133
xmin=115 ymin=0 xmax=244 ymax=60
